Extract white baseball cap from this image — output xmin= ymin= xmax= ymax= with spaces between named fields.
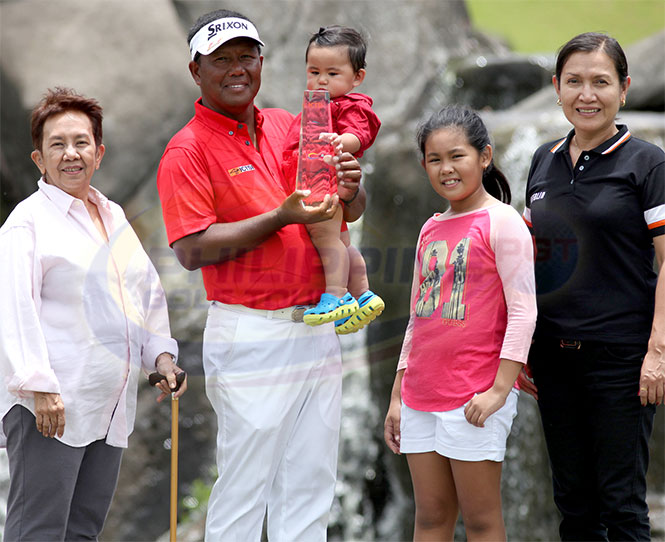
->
xmin=189 ymin=17 xmax=265 ymax=61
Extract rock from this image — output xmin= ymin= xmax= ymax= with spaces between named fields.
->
xmin=0 ymin=0 xmax=199 ymax=211
xmin=624 ymin=30 xmax=665 ymax=111
xmin=448 ymin=53 xmax=554 ymax=110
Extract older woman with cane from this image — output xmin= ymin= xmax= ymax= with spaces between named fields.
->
xmin=521 ymin=33 xmax=664 ymax=541
xmin=0 ymin=87 xmax=186 ymax=541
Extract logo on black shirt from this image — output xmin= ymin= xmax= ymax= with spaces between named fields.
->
xmin=531 ymin=191 xmax=546 ymax=204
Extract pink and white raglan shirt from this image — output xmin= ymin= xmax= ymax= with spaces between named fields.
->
xmin=398 ymin=203 xmax=537 ymax=412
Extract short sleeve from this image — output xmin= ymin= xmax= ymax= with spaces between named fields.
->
xmin=522 ymin=144 xmax=549 ymax=233
xmin=642 ymin=159 xmax=665 ymax=238
xmin=156 ymin=146 xmax=217 ymax=246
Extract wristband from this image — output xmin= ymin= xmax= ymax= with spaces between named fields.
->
xmin=339 ymin=188 xmax=359 ymax=205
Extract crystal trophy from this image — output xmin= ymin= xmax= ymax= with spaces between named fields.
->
xmin=295 ymin=90 xmax=335 ymax=207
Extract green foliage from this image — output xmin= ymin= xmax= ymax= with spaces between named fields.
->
xmin=467 ymin=0 xmax=665 ymax=53
xmin=180 ymin=477 xmax=213 ymax=523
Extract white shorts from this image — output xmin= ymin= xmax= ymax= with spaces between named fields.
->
xmin=400 ymin=389 xmax=519 ymax=462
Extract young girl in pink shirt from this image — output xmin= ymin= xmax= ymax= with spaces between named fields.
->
xmin=384 ymin=105 xmax=537 ymax=541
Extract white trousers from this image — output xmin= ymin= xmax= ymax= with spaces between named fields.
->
xmin=203 ymin=302 xmax=342 ymax=541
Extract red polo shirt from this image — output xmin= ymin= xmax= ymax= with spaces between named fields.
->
xmin=157 ymin=99 xmax=325 ymax=309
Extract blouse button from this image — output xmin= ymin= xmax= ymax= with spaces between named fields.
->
xmin=245 ymin=141 xmax=251 ymax=146
xmin=579 ymin=165 xmax=584 ymax=171
xmin=584 ymin=155 xmax=590 ymax=160
xmin=228 ymin=131 xmax=234 ymax=136
xmin=238 ymin=124 xmax=243 ymax=130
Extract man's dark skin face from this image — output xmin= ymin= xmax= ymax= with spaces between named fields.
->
xmin=189 ymin=37 xmax=264 ymax=125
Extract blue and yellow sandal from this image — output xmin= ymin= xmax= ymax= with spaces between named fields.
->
xmin=303 ymin=292 xmax=359 ymax=326
xmin=334 ymin=290 xmax=385 ymax=335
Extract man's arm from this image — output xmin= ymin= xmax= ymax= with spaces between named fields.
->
xmin=341 ymin=184 xmax=366 ymax=223
xmin=332 ymin=152 xmax=366 ymax=223
xmin=173 ymin=190 xmax=338 ymax=270
xmin=169 ymin=148 xmax=364 ymax=270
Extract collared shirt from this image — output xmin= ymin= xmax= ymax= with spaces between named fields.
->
xmin=0 ymin=180 xmax=177 ymax=448
xmin=523 ymin=125 xmax=665 ymax=343
xmin=157 ymin=99 xmax=326 ymax=309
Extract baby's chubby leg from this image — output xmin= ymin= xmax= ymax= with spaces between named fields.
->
xmin=306 ymin=206 xmax=348 ymax=297
xmin=341 ymin=229 xmax=370 ymax=298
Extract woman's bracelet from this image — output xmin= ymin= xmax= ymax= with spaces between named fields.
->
xmin=339 ymin=188 xmax=359 ymax=205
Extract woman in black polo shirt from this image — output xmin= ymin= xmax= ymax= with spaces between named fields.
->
xmin=522 ymin=32 xmax=664 ymax=541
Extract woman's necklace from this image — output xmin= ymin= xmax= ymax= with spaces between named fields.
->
xmin=569 ymin=136 xmax=582 ymax=165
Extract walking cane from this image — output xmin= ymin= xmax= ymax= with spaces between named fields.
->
xmin=149 ymin=371 xmax=186 ymax=542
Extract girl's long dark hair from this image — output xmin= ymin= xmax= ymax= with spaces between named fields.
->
xmin=416 ymin=105 xmax=511 ymax=204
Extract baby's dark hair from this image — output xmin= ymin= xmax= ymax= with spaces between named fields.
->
xmin=416 ymin=105 xmax=511 ymax=204
xmin=306 ymin=25 xmax=366 ymax=73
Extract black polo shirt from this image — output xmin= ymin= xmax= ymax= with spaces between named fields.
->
xmin=524 ymin=125 xmax=665 ymax=344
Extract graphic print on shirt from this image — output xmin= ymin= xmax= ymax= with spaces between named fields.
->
xmin=415 ymin=238 xmax=471 ymax=322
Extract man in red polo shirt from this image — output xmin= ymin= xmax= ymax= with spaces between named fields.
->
xmin=156 ymin=8 xmax=365 ymax=541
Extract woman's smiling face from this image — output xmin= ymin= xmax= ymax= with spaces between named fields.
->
xmin=554 ymin=49 xmax=630 ymax=142
xmin=31 ymin=110 xmax=105 ymax=200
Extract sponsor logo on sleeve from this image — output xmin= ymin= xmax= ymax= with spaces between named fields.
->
xmin=530 ymin=191 xmax=546 ymax=204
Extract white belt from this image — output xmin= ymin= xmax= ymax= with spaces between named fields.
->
xmin=213 ymin=301 xmax=309 ymax=322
